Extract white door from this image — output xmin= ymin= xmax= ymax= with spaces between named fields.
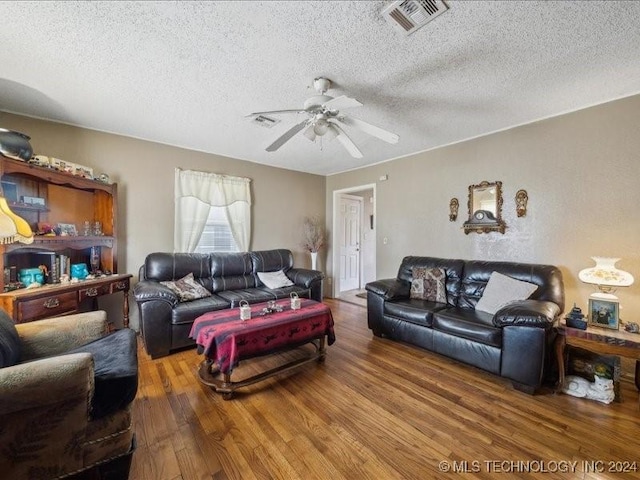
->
xmin=339 ymin=195 xmax=362 ymax=292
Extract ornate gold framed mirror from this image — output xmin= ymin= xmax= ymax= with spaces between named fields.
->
xmin=463 ymin=180 xmax=506 ymax=234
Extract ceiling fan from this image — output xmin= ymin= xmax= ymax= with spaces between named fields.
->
xmin=247 ymin=77 xmax=399 ymax=159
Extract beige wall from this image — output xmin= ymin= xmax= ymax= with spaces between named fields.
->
xmin=326 ymin=95 xmax=640 ymax=320
xmin=1 ymin=113 xmax=325 ymax=328
xmin=3 ymin=94 xmax=639 ymax=324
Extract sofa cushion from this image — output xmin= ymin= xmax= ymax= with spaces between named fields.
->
xmin=161 ymin=272 xmax=212 ymax=302
xmin=257 ymin=270 xmax=294 ymax=289
xmin=250 ymin=249 xmax=294 ymax=273
xmin=211 ymin=252 xmax=253 ymax=277
xmin=475 ymin=271 xmax=538 ymax=315
xmin=0 ymin=310 xmax=20 ymax=368
xmin=171 ymin=295 xmax=230 ymax=325
xmin=384 ymin=299 xmax=446 ymax=327
xmin=217 ymin=288 xmax=278 ymax=308
xmin=459 ymin=260 xmax=563 ymax=311
xmin=210 ymin=252 xmax=254 ymax=292
xmin=66 ymin=328 xmax=138 ymax=420
xmin=144 ymin=252 xmax=211 ymax=285
xmin=212 ymin=274 xmax=256 ymax=293
xmin=433 ymin=307 xmax=502 ymax=348
xmin=410 ymin=267 xmax=446 ymax=303
xmin=259 ymin=285 xmax=310 ymax=301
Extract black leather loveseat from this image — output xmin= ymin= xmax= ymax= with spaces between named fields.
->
xmin=365 ymin=256 xmax=564 ymax=393
xmin=134 ymin=249 xmax=324 ymax=358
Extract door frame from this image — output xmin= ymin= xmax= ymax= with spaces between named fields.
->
xmin=332 ymin=183 xmax=376 ymax=298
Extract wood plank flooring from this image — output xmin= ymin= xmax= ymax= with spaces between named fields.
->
xmin=130 ymin=299 xmax=640 ymax=480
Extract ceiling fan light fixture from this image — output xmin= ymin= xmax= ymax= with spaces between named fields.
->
xmin=303 ymin=124 xmax=316 ymax=142
xmin=313 ymin=118 xmax=330 ymax=136
xmin=324 ymin=124 xmax=338 ymax=142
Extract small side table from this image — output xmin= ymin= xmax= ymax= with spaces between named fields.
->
xmin=555 ymin=320 xmax=640 ymax=394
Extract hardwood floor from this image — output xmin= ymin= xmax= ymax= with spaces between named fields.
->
xmin=130 ymin=299 xmax=640 ymax=480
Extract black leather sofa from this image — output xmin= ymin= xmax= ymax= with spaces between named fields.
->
xmin=133 ymin=249 xmax=324 ymax=358
xmin=365 ymin=256 xmax=564 ymax=393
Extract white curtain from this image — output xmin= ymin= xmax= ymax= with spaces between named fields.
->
xmin=174 ymin=168 xmax=252 ymax=252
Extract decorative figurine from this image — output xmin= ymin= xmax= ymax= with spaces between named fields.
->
xmin=449 ymin=197 xmax=459 ymax=222
xmin=565 ymin=303 xmax=587 ymax=330
xmin=515 ymin=189 xmax=528 ymax=217
xmin=624 ymin=322 xmax=639 ymax=334
xmin=562 ymin=375 xmax=615 ymax=404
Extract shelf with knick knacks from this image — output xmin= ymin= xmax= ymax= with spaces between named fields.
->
xmin=0 ymin=156 xmax=120 ymax=309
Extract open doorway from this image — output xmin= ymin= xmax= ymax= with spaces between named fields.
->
xmin=332 ymin=184 xmax=376 ymax=302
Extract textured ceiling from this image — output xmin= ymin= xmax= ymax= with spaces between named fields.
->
xmin=1 ymin=1 xmax=639 ymax=176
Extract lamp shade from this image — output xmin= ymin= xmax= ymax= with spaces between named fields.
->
xmin=0 ymin=197 xmax=33 ymax=244
xmin=578 ymin=257 xmax=634 ymax=289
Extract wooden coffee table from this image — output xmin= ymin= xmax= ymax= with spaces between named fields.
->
xmin=189 ymin=298 xmax=335 ymax=399
xmin=555 ymin=319 xmax=640 ymax=396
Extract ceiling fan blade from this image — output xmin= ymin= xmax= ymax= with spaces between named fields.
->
xmin=265 ymin=120 xmax=308 ymax=152
xmin=336 ymin=114 xmax=399 ymax=144
xmin=246 ymin=109 xmax=307 ymax=117
xmin=323 ymin=95 xmax=363 ymax=111
xmin=329 ymin=124 xmax=363 ymax=158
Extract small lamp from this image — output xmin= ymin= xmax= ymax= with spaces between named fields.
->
xmin=0 ymin=195 xmax=34 ymax=244
xmin=578 ymin=257 xmax=634 ymax=300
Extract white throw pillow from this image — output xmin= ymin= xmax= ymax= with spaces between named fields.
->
xmin=475 ymin=271 xmax=538 ymax=315
xmin=257 ymin=270 xmax=294 ymax=289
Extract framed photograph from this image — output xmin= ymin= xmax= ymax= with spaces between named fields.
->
xmin=588 ymin=298 xmax=619 ymax=330
xmin=57 ymin=223 xmax=78 ymax=236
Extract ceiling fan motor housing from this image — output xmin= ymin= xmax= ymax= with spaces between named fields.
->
xmin=304 ymin=95 xmax=333 ymax=111
xmin=313 ymin=77 xmax=331 ymax=94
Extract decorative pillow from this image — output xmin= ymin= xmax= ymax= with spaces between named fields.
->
xmin=258 ymin=270 xmax=294 ymax=289
xmin=475 ymin=271 xmax=538 ymax=315
xmin=410 ymin=267 xmax=447 ymax=303
xmin=0 ymin=309 xmax=21 ymax=367
xmin=161 ymin=272 xmax=211 ymax=302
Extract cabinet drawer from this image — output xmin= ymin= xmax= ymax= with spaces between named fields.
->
xmin=110 ymin=278 xmax=130 ymax=293
xmin=17 ymin=292 xmax=79 ymax=322
xmin=79 ymin=284 xmax=110 ymax=302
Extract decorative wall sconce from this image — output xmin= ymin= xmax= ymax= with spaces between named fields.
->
xmin=515 ymin=189 xmax=528 ymax=217
xmin=449 ymin=198 xmax=459 ymax=222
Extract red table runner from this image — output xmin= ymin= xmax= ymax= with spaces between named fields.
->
xmin=189 ymin=299 xmax=335 ymax=374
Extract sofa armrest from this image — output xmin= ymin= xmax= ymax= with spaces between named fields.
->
xmin=133 ymin=280 xmax=179 ymax=306
xmin=133 ymin=280 xmax=178 ymax=358
xmin=493 ymin=300 xmax=560 ymax=329
xmin=286 ymin=268 xmax=324 ymax=288
xmin=365 ymin=279 xmax=410 ymax=301
xmin=16 ymin=311 xmax=109 ymax=361
xmin=0 ymin=353 xmax=93 ymax=415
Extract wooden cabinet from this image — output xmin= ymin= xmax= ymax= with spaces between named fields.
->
xmin=0 ymin=156 xmax=128 ymax=325
xmin=0 ymin=273 xmax=132 ymax=326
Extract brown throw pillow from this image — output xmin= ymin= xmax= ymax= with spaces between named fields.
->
xmin=410 ymin=267 xmax=447 ymax=303
xmin=161 ymin=272 xmax=212 ymax=302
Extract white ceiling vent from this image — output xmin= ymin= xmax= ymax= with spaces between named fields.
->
xmin=382 ymin=0 xmax=449 ymax=35
xmin=252 ymin=115 xmax=280 ymax=128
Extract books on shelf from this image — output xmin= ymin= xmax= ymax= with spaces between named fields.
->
xmin=30 ymin=252 xmax=71 ymax=284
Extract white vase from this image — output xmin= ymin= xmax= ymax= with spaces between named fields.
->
xmin=310 ymin=251 xmax=318 ymax=270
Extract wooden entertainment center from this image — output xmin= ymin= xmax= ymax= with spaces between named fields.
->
xmin=0 ymin=156 xmax=131 ymax=326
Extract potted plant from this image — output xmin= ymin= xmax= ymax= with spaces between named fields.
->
xmin=301 ymin=216 xmax=326 ymax=270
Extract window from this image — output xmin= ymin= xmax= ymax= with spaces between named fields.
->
xmin=174 ymin=168 xmax=251 ymax=253
xmin=193 ymin=207 xmax=238 ymax=253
